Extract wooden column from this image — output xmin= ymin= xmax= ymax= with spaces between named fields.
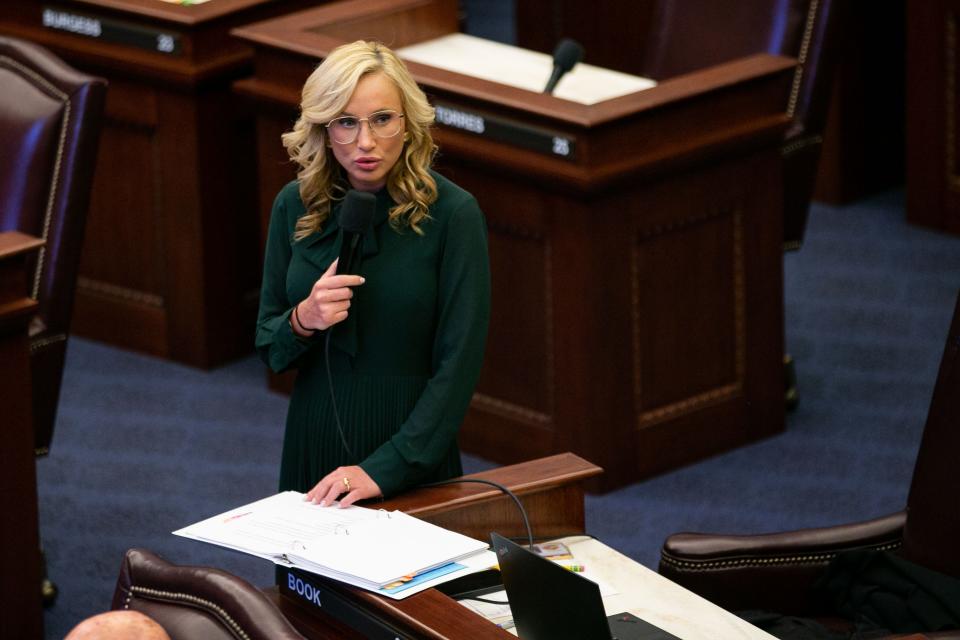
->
xmin=0 ymin=231 xmax=44 ymax=640
xmin=907 ymin=0 xmax=960 ymax=235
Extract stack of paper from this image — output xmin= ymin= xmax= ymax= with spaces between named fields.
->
xmin=174 ymin=492 xmax=493 ymax=599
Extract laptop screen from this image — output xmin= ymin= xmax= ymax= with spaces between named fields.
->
xmin=491 ymin=532 xmax=614 ymax=640
xmin=490 ymin=533 xmax=681 ymax=640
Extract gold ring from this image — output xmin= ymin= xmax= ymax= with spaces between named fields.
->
xmin=342 ymin=476 xmax=351 ymax=492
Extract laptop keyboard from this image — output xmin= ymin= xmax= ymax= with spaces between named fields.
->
xmin=607 ymin=612 xmax=682 ymax=640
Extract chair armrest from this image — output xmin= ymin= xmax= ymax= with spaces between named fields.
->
xmin=658 ymin=511 xmax=906 ymax=616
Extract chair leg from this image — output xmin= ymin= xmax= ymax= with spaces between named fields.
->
xmin=784 ymin=354 xmax=799 ymax=412
xmin=41 ymin=546 xmax=58 ymax=608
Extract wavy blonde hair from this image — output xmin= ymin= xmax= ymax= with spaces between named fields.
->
xmin=282 ymin=41 xmax=438 ymax=241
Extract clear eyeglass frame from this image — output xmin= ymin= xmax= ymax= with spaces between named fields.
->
xmin=325 ymin=110 xmax=405 ymax=145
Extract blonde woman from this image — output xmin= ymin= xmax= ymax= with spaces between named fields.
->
xmin=256 ymin=41 xmax=490 ymax=507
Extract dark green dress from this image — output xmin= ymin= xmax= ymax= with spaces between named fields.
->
xmin=255 ymin=171 xmax=490 ymax=498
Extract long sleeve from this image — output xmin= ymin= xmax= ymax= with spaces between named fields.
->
xmin=360 ymin=196 xmax=491 ymax=496
xmin=255 ymin=186 xmax=322 ymax=373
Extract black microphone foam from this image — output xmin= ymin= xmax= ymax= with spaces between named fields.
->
xmin=336 ymin=190 xmax=376 ymax=274
xmin=544 ymin=38 xmax=584 ymax=94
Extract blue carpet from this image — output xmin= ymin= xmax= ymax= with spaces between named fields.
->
xmin=38 ymin=189 xmax=960 ymax=638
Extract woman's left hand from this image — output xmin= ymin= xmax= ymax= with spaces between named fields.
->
xmin=305 ymin=466 xmax=382 ymax=508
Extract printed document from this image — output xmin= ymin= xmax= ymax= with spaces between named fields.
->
xmin=174 ymin=491 xmax=493 ymax=599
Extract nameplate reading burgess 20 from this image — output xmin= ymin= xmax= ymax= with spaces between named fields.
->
xmin=434 ymin=102 xmax=576 ymax=161
xmin=41 ymin=6 xmax=182 ymax=56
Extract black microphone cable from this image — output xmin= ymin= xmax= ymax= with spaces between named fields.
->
xmin=417 ymin=477 xmax=534 ymax=549
xmin=418 ymin=477 xmax=534 ymax=606
xmin=417 ymin=481 xmax=594 ymax=606
xmin=321 ymin=189 xmax=375 ymax=463
xmin=324 ymin=329 xmax=355 ymax=463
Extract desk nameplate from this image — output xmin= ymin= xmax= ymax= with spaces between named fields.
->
xmin=280 ymin=568 xmax=414 ymax=640
xmin=433 ymin=100 xmax=577 ymax=161
xmin=41 ymin=5 xmax=182 ymax=55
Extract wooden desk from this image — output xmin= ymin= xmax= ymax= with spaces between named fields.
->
xmin=456 ymin=536 xmax=777 ymax=639
xmin=0 ymin=231 xmax=45 ymax=640
xmin=233 ymin=454 xmax=772 ymax=640
xmin=264 ymin=453 xmax=601 ymax=640
xmin=233 ymin=0 xmax=792 ymax=491
xmin=559 ymin=536 xmax=776 ymax=639
xmin=514 ymin=0 xmax=906 ymax=208
xmin=0 ymin=0 xmax=318 ymax=367
xmin=267 ymin=536 xmax=782 ymax=640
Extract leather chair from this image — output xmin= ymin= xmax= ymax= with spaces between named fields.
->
xmin=112 ymin=548 xmax=308 ymax=640
xmin=659 ymin=291 xmax=960 ymax=638
xmin=640 ymin=0 xmax=842 ymax=251
xmin=0 ymin=35 xmax=106 ymax=456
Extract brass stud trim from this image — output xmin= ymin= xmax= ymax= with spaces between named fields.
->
xmin=126 ymin=585 xmax=252 ymax=640
xmin=659 ymin=541 xmax=902 ymax=572
xmin=0 ymin=55 xmax=71 ymax=301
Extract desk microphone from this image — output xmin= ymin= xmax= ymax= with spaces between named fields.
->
xmin=544 ymin=38 xmax=584 ymax=94
xmin=336 ymin=190 xmax=376 ymax=274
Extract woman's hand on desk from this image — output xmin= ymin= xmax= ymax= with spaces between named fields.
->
xmin=296 ymin=259 xmax=365 ymax=332
xmin=305 ymin=465 xmax=382 ymax=508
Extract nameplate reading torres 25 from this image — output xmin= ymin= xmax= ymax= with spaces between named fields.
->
xmin=434 ymin=102 xmax=576 ymax=161
xmin=41 ymin=6 xmax=182 ymax=56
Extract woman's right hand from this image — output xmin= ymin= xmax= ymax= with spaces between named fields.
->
xmin=293 ymin=259 xmax=365 ymax=334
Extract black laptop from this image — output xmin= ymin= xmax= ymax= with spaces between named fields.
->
xmin=490 ymin=533 xmax=681 ymax=640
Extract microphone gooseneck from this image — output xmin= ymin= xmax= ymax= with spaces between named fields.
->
xmin=543 ymin=38 xmax=584 ymax=95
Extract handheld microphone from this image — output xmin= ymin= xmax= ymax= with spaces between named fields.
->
xmin=336 ymin=190 xmax=376 ymax=274
xmin=327 ymin=189 xmax=375 ymax=464
xmin=543 ymin=38 xmax=584 ymax=95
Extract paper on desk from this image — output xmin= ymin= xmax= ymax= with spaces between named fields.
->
xmin=287 ymin=510 xmax=485 ymax=585
xmin=173 ymin=492 xmax=382 ymax=561
xmin=174 ymin=491 xmax=492 ymax=599
xmin=459 ymin=588 xmax=512 ymax=623
xmin=398 ymin=33 xmax=656 ymax=105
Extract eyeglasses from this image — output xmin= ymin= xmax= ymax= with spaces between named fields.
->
xmin=325 ymin=110 xmax=405 ymax=145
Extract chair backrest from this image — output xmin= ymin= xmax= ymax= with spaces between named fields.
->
xmin=640 ymin=0 xmax=836 ymax=127
xmin=0 ymin=35 xmax=106 ymax=452
xmin=640 ymin=0 xmax=841 ymax=249
xmin=902 ymin=291 xmax=960 ymax=578
xmin=112 ymin=548 xmax=308 ymax=640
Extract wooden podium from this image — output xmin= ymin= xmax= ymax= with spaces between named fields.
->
xmin=265 ymin=453 xmax=601 ymax=640
xmin=0 ymin=0 xmax=317 ymax=367
xmin=0 ymin=232 xmax=45 ymax=640
xmin=233 ymin=0 xmax=793 ymax=491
